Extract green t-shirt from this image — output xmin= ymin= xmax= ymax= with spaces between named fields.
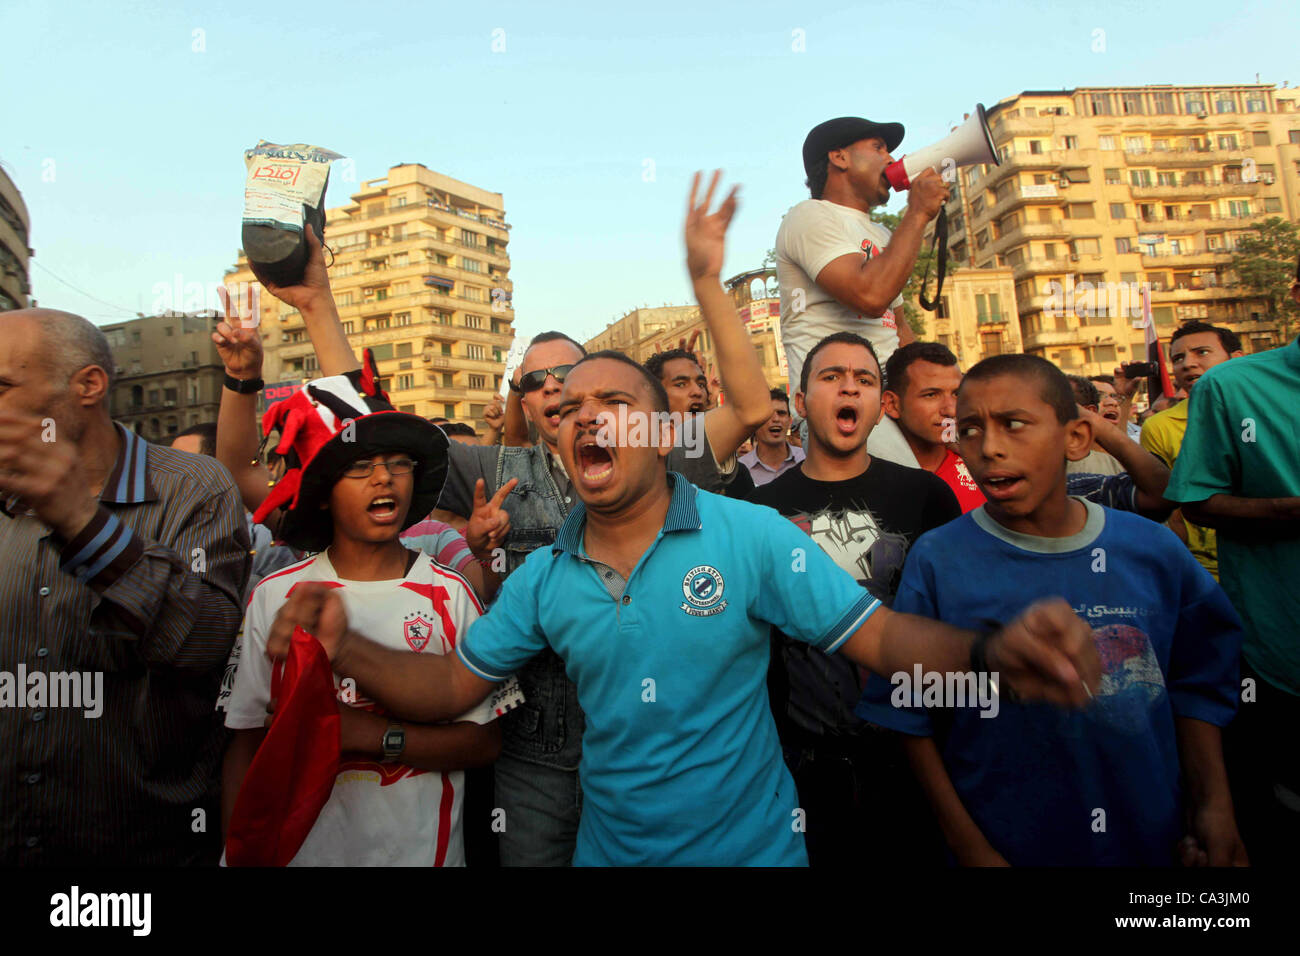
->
xmin=1165 ymin=337 xmax=1300 ymax=695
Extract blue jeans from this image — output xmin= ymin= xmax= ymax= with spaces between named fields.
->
xmin=494 ymin=752 xmax=582 ymax=866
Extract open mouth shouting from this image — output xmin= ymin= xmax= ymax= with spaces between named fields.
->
xmin=574 ymin=436 xmax=615 ymax=488
xmin=367 ymin=495 xmax=401 ymax=524
xmin=834 ymin=403 xmax=860 ymax=437
xmin=542 ymin=402 xmax=562 ymax=430
xmin=979 ymin=470 xmax=1026 ymax=502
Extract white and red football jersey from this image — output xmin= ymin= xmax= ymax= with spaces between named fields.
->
xmin=225 ymin=549 xmax=523 ymax=866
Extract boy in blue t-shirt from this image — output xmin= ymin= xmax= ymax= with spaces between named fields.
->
xmin=858 ymin=354 xmax=1247 ymax=866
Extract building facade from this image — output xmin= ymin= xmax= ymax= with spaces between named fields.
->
xmin=923 ymin=83 xmax=1300 ymax=375
xmin=584 ymin=268 xmax=788 ymax=395
xmin=224 ymin=163 xmax=515 ymax=432
xmin=102 ymin=311 xmax=226 ymax=440
xmin=918 ymin=267 xmax=1024 ymax=370
xmin=0 ymin=167 xmax=31 ymax=311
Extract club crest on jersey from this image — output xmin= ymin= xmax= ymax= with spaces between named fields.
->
xmin=403 ymin=614 xmax=435 ymax=652
xmin=861 ymin=238 xmax=878 ymax=257
xmin=680 ymin=565 xmax=727 ymax=617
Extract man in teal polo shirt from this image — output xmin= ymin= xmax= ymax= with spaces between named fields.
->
xmin=266 ymin=351 xmax=1101 ymax=865
xmin=1164 ymin=329 xmax=1300 ymax=864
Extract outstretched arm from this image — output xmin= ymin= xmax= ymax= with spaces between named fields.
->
xmin=265 ymin=222 xmax=359 ymax=376
xmin=685 ymin=171 xmax=772 ymax=461
xmin=1078 ymin=404 xmax=1173 ymax=518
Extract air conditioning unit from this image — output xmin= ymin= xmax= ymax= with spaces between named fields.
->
xmin=1059 ymin=179 xmax=1071 ymax=188
xmin=421 ymin=351 xmax=434 ymax=363
xmin=1196 ymin=111 xmax=1208 ymax=119
xmin=164 ymin=401 xmax=176 ymax=408
xmin=1070 ymin=254 xmax=1081 ymax=261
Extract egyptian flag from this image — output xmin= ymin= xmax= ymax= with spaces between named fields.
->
xmin=225 ymin=627 xmax=340 ymax=867
xmin=1139 ymin=284 xmax=1176 ymax=399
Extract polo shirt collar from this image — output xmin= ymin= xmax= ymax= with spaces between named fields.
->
xmin=552 ymin=471 xmax=701 ymax=556
xmin=101 ymin=423 xmax=158 ymax=504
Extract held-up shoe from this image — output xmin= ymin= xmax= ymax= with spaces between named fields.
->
xmin=241 ymin=141 xmax=342 ymax=288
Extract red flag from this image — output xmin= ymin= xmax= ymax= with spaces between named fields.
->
xmin=225 ymin=626 xmax=340 ymax=866
xmin=1139 ymin=284 xmax=1176 ymax=399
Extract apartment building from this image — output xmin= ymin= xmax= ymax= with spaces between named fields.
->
xmin=225 ymin=163 xmax=515 ymax=432
xmin=0 ymin=167 xmax=31 ymax=311
xmin=102 ymin=311 xmax=226 ymax=440
xmin=584 ymin=268 xmax=788 ymax=395
xmin=922 ymin=83 xmax=1300 ymax=375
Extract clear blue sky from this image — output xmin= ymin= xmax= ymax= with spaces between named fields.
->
xmin=3 ymin=0 xmax=1297 ymax=343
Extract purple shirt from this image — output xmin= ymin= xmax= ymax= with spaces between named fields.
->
xmin=739 ymin=445 xmax=806 ymax=487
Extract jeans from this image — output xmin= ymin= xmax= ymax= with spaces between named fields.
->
xmin=494 ymin=752 xmax=582 ymax=866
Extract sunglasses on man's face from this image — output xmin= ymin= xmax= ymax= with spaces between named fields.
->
xmin=518 ymin=364 xmax=575 ymax=393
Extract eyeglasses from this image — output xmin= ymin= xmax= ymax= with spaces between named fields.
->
xmin=341 ymin=457 xmax=418 ymax=479
xmin=518 ymin=364 xmax=575 ymax=393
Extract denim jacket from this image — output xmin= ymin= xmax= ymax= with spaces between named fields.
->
xmin=494 ymin=445 xmax=585 ymax=771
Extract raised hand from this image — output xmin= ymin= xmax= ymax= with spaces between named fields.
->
xmin=985 ymin=598 xmax=1101 ymax=708
xmin=256 ymin=219 xmax=335 ymax=313
xmin=685 ymin=170 xmax=739 ymax=282
xmin=1111 ymin=365 xmax=1141 ymax=402
xmin=465 ymin=477 xmax=517 ymax=561
xmin=482 ymin=398 xmax=505 ymax=436
xmin=213 ymin=285 xmax=265 ymax=379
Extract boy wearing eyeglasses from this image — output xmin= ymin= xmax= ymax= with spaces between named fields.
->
xmin=221 ymin=368 xmax=521 ymax=866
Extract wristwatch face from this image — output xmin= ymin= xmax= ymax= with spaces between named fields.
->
xmin=382 ymin=726 xmax=404 ymax=760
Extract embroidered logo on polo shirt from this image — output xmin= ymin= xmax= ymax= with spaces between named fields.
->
xmin=403 ymin=614 xmax=435 ymax=652
xmin=680 ymin=565 xmax=728 ymax=617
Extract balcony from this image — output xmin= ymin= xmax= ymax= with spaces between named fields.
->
xmin=422 ymin=354 xmax=503 ymax=375
xmin=1139 ymin=249 xmax=1233 ymax=268
xmin=1017 ymin=293 xmax=1057 ymax=316
xmin=991 ymin=117 xmax=1059 ymax=140
xmin=989 ymin=221 xmax=1070 ymax=256
xmin=1129 ymin=179 xmax=1259 ymax=199
xmin=1131 ymin=148 xmax=1222 ymax=167
xmin=1014 ymin=257 xmax=1074 ymax=276
xmin=988 ymin=184 xmax=1067 ymax=219
xmin=1022 ymin=328 xmax=1084 ymax=350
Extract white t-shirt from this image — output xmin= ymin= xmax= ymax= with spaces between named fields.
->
xmin=224 ymin=550 xmax=522 ymax=867
xmin=775 ymin=199 xmax=904 ymax=396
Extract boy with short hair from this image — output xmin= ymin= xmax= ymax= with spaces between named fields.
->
xmin=222 ymin=365 xmax=520 ymax=866
xmin=858 ymin=353 xmax=1247 ymax=866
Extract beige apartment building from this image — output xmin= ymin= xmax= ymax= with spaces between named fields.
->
xmin=1 ymin=167 xmax=31 ymax=311
xmin=919 ymin=83 xmax=1300 ymax=376
xmin=102 ymin=311 xmax=226 ymax=440
xmin=584 ymin=268 xmax=788 ymax=395
xmin=224 ymin=163 xmax=515 ymax=432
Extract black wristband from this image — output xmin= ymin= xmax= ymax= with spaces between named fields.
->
xmin=224 ymin=374 xmax=264 ymax=394
xmin=969 ymin=626 xmax=999 ymax=675
xmin=507 ymin=380 xmax=523 ymax=394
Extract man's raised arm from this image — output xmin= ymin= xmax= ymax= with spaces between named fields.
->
xmin=686 ymin=171 xmax=773 ymax=460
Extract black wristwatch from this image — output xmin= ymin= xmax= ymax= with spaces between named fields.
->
xmin=381 ymin=724 xmax=406 ymax=763
xmin=224 ymin=374 xmax=265 ymax=394
xmin=507 ymin=379 xmax=523 ymax=394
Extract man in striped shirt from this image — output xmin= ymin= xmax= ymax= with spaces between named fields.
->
xmin=0 ymin=308 xmax=250 ymax=865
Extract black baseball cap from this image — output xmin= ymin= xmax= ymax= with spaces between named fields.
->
xmin=802 ymin=117 xmax=905 ymax=180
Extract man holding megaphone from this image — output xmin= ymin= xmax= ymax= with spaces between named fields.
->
xmin=775 ymin=116 xmax=957 ymax=466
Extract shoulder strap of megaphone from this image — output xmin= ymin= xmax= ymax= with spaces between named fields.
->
xmin=918 ymin=206 xmax=948 ymax=313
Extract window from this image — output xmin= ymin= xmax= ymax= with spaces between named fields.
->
xmin=342 ymin=321 xmax=355 ymax=334
xmin=1091 ymin=345 xmax=1117 ymax=363
xmin=1044 ymin=243 xmax=1059 ymax=260
xmin=1217 ymin=135 xmax=1239 ymax=151
xmin=337 ymin=292 xmax=353 ymax=306
xmin=460 ymin=229 xmax=480 ymax=247
xmin=468 ymin=374 xmax=486 ymax=389
xmin=1229 ymin=200 xmax=1251 ymax=217
xmin=981 ymin=332 xmax=1004 ymax=355
xmin=1252 ymin=130 xmax=1271 ymax=146
xmin=434 ymin=310 xmax=452 ymax=324
xmin=304 ymin=356 xmax=319 ymax=373
xmin=1157 ymin=172 xmax=1177 ymax=186
xmin=148 ymin=389 xmax=160 ymax=405
xmin=464 ymin=314 xmax=484 ymax=329
xmin=1152 ymin=92 xmax=1174 ymax=114
xmin=1184 ymin=170 xmax=1206 ymax=185
xmin=1062 ymin=167 xmax=1090 ymax=183
xmin=1062 ymin=135 xmax=1078 ymax=149
xmin=1074 ymin=238 xmax=1101 ymax=255
xmin=1090 ymin=94 xmax=1113 ymax=116
xmin=376 ymin=288 xmax=388 ymax=301
xmin=441 ymin=343 xmax=452 ymax=356
xmin=470 ymin=404 xmax=487 ymax=420
xmin=444 ymin=404 xmax=456 ymax=419
xmin=1256 ymin=163 xmax=1276 ymax=183
xmin=1121 ymin=92 xmax=1144 ymax=115
xmin=976 ymin=293 xmax=1002 ymax=323
xmin=1264 ymin=197 xmax=1283 ymax=212
xmin=395 ymin=312 xmax=411 ymax=326
xmin=1184 ymin=93 xmax=1206 ymax=114
xmin=394 ymin=252 xmax=409 ymax=267
xmin=1066 ymin=203 xmax=1095 ymax=219
xmin=397 ymin=342 xmax=412 ymax=358
xmin=1124 ymin=136 xmax=1145 ymax=153
xmin=396 ymin=374 xmax=414 ymax=390
xmin=165 ymin=326 xmax=174 ymax=336
xmin=1115 ymin=237 xmax=1133 ymax=253
xmin=1291 ymin=130 xmax=1300 ymax=144
xmin=371 ymin=317 xmax=391 ymax=330
xmin=1130 ymin=169 xmax=1153 ymax=187
xmin=392 ymin=195 xmax=407 ymax=208
xmin=1098 ymin=136 xmax=1116 ymax=151
xmin=1028 ymin=140 xmax=1043 ymax=155
xmin=1153 ymin=306 xmax=1174 ymax=326
xmin=164 ymin=387 xmax=178 ymax=403
xmin=1246 ymin=98 xmax=1267 ymax=113
xmin=462 ymin=286 xmax=487 ymax=303
xmin=971 ymin=196 xmax=985 ymax=216
xmin=466 ymin=344 xmax=485 ymax=360
xmin=371 ymin=344 xmax=394 ymax=361
xmin=461 ymin=257 xmax=484 ymax=273
xmin=1104 ymin=167 xmax=1121 ymax=184
xmin=1223 ymin=165 xmax=1243 ymax=184
xmin=399 ymin=405 xmax=416 ymax=414
xmin=1215 ymin=96 xmax=1237 ymax=114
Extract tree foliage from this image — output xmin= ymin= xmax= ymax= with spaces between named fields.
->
xmin=874 ymin=212 xmax=937 ymax=336
xmin=1228 ymin=216 xmax=1300 ymax=342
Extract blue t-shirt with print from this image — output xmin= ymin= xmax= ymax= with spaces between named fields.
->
xmin=856 ymin=499 xmax=1242 ymax=866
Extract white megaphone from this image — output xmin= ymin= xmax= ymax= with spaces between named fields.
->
xmin=884 ymin=104 xmax=999 ymax=191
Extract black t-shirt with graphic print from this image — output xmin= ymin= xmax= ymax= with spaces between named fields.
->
xmin=748 ymin=457 xmax=961 ymax=739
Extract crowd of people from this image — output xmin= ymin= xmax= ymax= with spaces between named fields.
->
xmin=1 ymin=118 xmax=1297 ymax=869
